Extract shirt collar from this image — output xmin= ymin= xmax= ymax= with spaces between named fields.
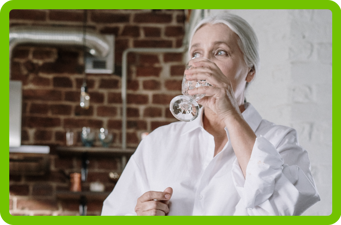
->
xmin=181 ymin=102 xmax=263 ymax=136
xmin=240 ymin=102 xmax=263 ymax=133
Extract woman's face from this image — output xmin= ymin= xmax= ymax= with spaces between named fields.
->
xmin=189 ymin=23 xmax=254 ymax=101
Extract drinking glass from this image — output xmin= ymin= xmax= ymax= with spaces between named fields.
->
xmin=81 ymin=127 xmax=95 ymax=147
xmin=65 ymin=129 xmax=75 ymax=146
xmin=169 ymin=62 xmax=211 ymax=122
xmin=98 ymin=128 xmax=113 ymax=147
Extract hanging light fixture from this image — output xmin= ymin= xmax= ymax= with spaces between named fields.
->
xmin=80 ymin=10 xmax=90 ymax=109
xmin=80 ymin=82 xmax=90 ymax=109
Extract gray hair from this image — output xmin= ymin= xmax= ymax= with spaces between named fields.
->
xmin=188 ymin=12 xmax=260 ymax=75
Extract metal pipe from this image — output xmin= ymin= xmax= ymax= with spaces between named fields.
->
xmin=9 ymin=25 xmax=112 ymax=83
xmin=120 ymin=10 xmax=205 ymax=152
xmin=9 ymin=26 xmax=111 ymax=59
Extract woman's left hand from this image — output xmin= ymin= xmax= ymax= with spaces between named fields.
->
xmin=185 ymin=58 xmax=241 ymax=121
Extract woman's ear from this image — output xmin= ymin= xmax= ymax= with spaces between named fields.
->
xmin=246 ymin=66 xmax=255 ymax=83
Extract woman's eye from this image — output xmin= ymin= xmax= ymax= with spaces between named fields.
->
xmin=192 ymin=52 xmax=201 ymax=59
xmin=216 ymin=50 xmax=227 ymax=56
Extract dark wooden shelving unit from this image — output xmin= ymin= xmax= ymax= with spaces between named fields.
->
xmin=55 ymin=146 xmax=135 ymax=156
xmin=56 ymin=191 xmax=111 ymax=216
xmin=54 ymin=146 xmax=135 ymax=215
xmin=55 ymin=146 xmax=135 ymax=177
xmin=56 ymin=190 xmax=111 ymax=201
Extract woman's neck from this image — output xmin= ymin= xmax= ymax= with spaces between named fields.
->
xmin=203 ymin=104 xmax=245 ymax=137
xmin=203 ymin=104 xmax=246 ymax=156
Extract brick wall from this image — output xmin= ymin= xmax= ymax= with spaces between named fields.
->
xmin=288 ymin=10 xmax=332 ymax=216
xmin=10 ymin=9 xmax=186 ymax=216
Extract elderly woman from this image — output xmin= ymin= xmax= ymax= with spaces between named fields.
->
xmin=101 ymin=13 xmax=320 ymax=216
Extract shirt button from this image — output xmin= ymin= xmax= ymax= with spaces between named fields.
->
xmin=199 ymin=194 xmax=204 ymax=200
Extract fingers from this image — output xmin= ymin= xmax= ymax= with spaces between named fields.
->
xmin=185 ymin=62 xmax=227 ymax=88
xmin=136 ymin=188 xmax=173 ymax=216
xmin=163 ymin=187 xmax=173 ymax=204
xmin=189 ymin=58 xmax=219 ymax=74
xmin=164 ymin=187 xmax=173 ymax=195
xmin=138 ymin=191 xmax=170 ymax=203
xmin=143 ymin=209 xmax=166 ymax=216
xmin=188 ymin=85 xmax=226 ymax=98
xmin=142 ymin=201 xmax=170 ymax=215
xmin=135 ymin=205 xmax=166 ymax=216
xmin=185 ymin=71 xmax=221 ymax=87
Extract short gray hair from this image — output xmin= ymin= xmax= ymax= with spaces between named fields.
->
xmin=189 ymin=12 xmax=259 ymax=75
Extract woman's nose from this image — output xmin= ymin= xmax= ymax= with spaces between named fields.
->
xmin=202 ymin=51 xmax=212 ymax=60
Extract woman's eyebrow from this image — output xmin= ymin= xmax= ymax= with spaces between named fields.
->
xmin=190 ymin=41 xmax=232 ymax=51
xmin=190 ymin=43 xmax=200 ymax=49
xmin=213 ymin=41 xmax=232 ymax=49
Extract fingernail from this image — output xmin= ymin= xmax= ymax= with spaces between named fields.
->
xmin=165 ymin=194 xmax=170 ymax=199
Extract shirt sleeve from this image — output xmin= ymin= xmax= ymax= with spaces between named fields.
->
xmin=101 ymin=155 xmax=149 ymax=215
xmin=231 ymin=129 xmax=320 ymax=215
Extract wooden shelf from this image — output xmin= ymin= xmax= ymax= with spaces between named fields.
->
xmin=55 ymin=146 xmax=133 ymax=181
xmin=56 ymin=190 xmax=111 ymax=201
xmin=55 ymin=146 xmax=135 ymax=156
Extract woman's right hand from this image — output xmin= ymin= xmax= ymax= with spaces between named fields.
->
xmin=135 ymin=187 xmax=173 ymax=216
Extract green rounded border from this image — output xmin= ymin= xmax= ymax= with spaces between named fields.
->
xmin=1 ymin=0 xmax=340 ymax=224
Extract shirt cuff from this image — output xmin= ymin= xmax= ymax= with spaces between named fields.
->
xmin=232 ymin=137 xmax=284 ymax=208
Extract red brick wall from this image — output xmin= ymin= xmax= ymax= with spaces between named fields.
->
xmin=10 ymin=9 xmax=186 ymax=216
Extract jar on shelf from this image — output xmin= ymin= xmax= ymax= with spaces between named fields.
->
xmin=70 ymin=172 xmax=82 ymax=192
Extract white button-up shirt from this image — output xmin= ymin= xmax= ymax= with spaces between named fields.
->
xmin=101 ymin=103 xmax=320 ymax=216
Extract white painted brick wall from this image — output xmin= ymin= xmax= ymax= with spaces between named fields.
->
xmin=210 ymin=9 xmax=332 ymax=215
xmin=289 ymin=10 xmax=332 ymax=216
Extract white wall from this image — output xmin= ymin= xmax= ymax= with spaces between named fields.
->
xmin=210 ymin=9 xmax=332 ymax=215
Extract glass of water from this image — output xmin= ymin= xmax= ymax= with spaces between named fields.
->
xmin=169 ymin=61 xmax=211 ymax=122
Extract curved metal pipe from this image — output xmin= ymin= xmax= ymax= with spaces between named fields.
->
xmin=120 ymin=46 xmax=187 ymax=170
xmin=120 ymin=10 xmax=204 ymax=155
xmin=10 ymin=26 xmax=110 ymax=58
xmin=121 ymin=46 xmax=187 ymax=152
